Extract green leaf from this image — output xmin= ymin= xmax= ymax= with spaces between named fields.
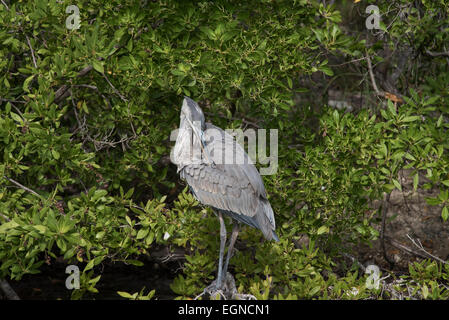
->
xmin=34 ymin=225 xmax=47 ymax=234
xmin=287 ymin=76 xmax=293 ymax=89
xmin=392 ymin=179 xmax=402 ymax=191
xmin=84 ymin=259 xmax=95 ymax=271
xmin=426 ymin=197 xmax=441 ymax=206
xmin=127 ymin=259 xmax=144 ymax=266
xmin=10 ymin=112 xmax=23 ymax=123
xmin=387 ymin=100 xmax=396 ymax=116
xmin=379 ymin=143 xmax=387 ymax=157
xmin=437 ymin=114 xmax=443 ymax=128
xmin=117 ymin=291 xmax=135 ymax=299
xmin=136 ymin=228 xmax=149 ymax=240
xmin=402 ymin=116 xmax=420 ymax=123
xmin=51 ymin=149 xmax=60 ymax=160
xmin=317 ymin=225 xmax=329 ymax=235
xmin=413 ymin=173 xmax=419 ymax=191
xmin=92 ymin=60 xmax=104 ymax=74
xmin=442 ymin=206 xmax=449 ymax=221
xmin=320 ymin=65 xmax=334 ymax=76
xmin=421 ymin=284 xmax=429 ymax=299
xmin=23 ymin=75 xmax=35 ymax=93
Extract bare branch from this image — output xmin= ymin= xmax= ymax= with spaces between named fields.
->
xmin=3 ymin=175 xmax=41 ymax=198
xmin=1 ymin=0 xmax=9 ymax=11
xmin=425 ymin=50 xmax=449 ymax=57
xmin=406 ymin=234 xmax=448 ymax=265
xmin=101 ymin=72 xmax=128 ymax=103
xmin=385 ymin=236 xmax=428 ymax=260
xmin=25 ymin=35 xmax=38 ymax=69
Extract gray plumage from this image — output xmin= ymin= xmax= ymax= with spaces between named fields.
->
xmin=171 ymin=96 xmax=279 ymax=291
xmin=172 ymin=97 xmax=278 ymax=241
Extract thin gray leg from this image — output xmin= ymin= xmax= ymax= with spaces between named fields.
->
xmin=222 ymin=221 xmax=239 ymax=280
xmin=216 ymin=211 xmax=227 ymax=289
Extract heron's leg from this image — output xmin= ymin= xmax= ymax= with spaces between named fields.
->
xmin=222 ymin=221 xmax=239 ymax=278
xmin=216 ymin=211 xmax=227 ymax=289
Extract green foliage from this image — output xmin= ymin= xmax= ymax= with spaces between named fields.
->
xmin=117 ymin=287 xmax=155 ymax=300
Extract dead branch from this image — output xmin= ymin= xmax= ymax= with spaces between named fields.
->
xmin=3 ymin=175 xmax=41 ymax=198
xmin=366 ymin=53 xmax=382 ymax=97
xmin=385 ymin=235 xmax=428 ymax=260
xmin=101 ymin=73 xmax=128 ymax=103
xmin=406 ymin=234 xmax=449 ymax=265
xmin=54 ymin=65 xmax=94 ymax=104
xmin=1 ymin=0 xmax=9 ymax=10
xmin=25 ymin=35 xmax=38 ymax=69
xmin=425 ymin=50 xmax=449 ymax=57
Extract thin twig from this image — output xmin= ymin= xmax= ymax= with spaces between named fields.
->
xmin=342 ymin=252 xmax=366 ymax=272
xmin=366 ymin=53 xmax=381 ymax=96
xmin=406 ymin=234 xmax=448 ymax=265
xmin=425 ymin=50 xmax=449 ymax=57
xmin=385 ymin=236 xmax=428 ymax=260
xmin=0 ymin=97 xmax=26 ymax=104
xmin=1 ymin=0 xmax=9 ymax=10
xmin=25 ymin=35 xmax=38 ymax=69
xmin=3 ymin=175 xmax=41 ymax=198
xmin=101 ymin=73 xmax=128 ymax=102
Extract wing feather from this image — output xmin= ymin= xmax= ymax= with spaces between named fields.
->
xmin=178 ymin=123 xmax=277 ymax=240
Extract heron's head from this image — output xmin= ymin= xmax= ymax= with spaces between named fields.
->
xmin=180 ymin=96 xmax=205 ymax=132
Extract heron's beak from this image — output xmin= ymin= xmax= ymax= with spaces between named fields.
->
xmin=181 ymin=110 xmax=203 ymax=143
xmin=181 ymin=110 xmax=213 ymax=165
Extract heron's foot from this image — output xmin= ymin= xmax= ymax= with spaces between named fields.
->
xmin=194 ymin=280 xmax=225 ymax=300
xmin=231 ymin=293 xmax=257 ymax=300
xmin=194 ymin=273 xmax=257 ymax=300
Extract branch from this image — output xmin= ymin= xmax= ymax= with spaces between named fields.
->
xmin=366 ymin=53 xmax=381 ymax=96
xmin=1 ymin=0 xmax=9 ymax=10
xmin=101 ymin=72 xmax=128 ymax=102
xmin=3 ymin=175 xmax=41 ymax=198
xmin=425 ymin=50 xmax=449 ymax=57
xmin=385 ymin=236 xmax=428 ymax=260
xmin=25 ymin=35 xmax=38 ymax=69
xmin=54 ymin=65 xmax=93 ymax=104
xmin=406 ymin=234 xmax=448 ymax=265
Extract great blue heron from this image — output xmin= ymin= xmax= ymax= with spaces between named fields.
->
xmin=171 ymin=97 xmax=279 ymax=295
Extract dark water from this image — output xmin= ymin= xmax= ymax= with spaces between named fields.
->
xmin=6 ymin=259 xmax=178 ymax=300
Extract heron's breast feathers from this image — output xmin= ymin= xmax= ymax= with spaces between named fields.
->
xmin=181 ymin=163 xmax=260 ymax=218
